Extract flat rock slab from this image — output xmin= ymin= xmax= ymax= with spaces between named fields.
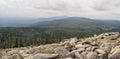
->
xmin=33 ymin=53 xmax=58 ymax=59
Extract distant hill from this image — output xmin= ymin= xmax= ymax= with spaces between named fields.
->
xmin=1 ymin=16 xmax=120 ymax=29
xmin=0 ymin=16 xmax=68 ymax=27
xmin=31 ymin=17 xmax=120 ymax=31
xmin=0 ymin=17 xmax=40 ymax=27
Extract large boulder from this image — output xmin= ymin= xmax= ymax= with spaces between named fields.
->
xmin=109 ymin=52 xmax=120 ymax=59
xmin=109 ymin=46 xmax=120 ymax=59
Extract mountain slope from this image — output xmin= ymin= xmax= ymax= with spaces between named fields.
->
xmin=31 ymin=17 xmax=120 ymax=31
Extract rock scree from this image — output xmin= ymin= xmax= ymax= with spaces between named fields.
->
xmin=0 ymin=32 xmax=120 ymax=59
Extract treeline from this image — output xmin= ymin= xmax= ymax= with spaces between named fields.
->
xmin=0 ymin=27 xmax=114 ymax=49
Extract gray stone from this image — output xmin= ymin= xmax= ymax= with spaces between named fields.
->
xmin=64 ymin=57 xmax=73 ymax=59
xmin=81 ymin=51 xmax=88 ymax=59
xmin=95 ymin=49 xmax=106 ymax=54
xmin=33 ymin=53 xmax=58 ymax=59
xmin=74 ymin=52 xmax=83 ymax=59
xmin=76 ymin=48 xmax=85 ymax=53
xmin=69 ymin=38 xmax=78 ymax=46
xmin=86 ymin=52 xmax=98 ymax=59
xmin=8 ymin=54 xmax=23 ymax=59
xmin=55 ymin=47 xmax=69 ymax=58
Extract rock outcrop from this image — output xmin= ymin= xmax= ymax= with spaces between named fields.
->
xmin=0 ymin=32 xmax=120 ymax=59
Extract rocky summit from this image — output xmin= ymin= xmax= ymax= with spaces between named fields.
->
xmin=0 ymin=32 xmax=120 ymax=59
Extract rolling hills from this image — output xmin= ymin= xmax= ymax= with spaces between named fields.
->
xmin=31 ymin=17 xmax=120 ymax=31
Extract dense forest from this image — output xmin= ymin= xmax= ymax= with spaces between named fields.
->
xmin=0 ymin=27 xmax=108 ymax=49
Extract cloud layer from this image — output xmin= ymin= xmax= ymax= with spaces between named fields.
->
xmin=0 ymin=0 xmax=120 ymax=19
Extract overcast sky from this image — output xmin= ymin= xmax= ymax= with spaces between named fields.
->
xmin=0 ymin=0 xmax=120 ymax=19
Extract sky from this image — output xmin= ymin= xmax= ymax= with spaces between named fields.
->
xmin=0 ymin=0 xmax=120 ymax=19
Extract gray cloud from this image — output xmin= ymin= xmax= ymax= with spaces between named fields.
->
xmin=0 ymin=0 xmax=120 ymax=19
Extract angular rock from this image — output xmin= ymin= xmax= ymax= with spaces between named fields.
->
xmin=108 ymin=46 xmax=120 ymax=59
xmin=64 ymin=57 xmax=73 ymax=59
xmin=76 ymin=48 xmax=85 ymax=53
xmin=81 ymin=51 xmax=88 ymax=59
xmin=95 ymin=49 xmax=106 ymax=54
xmin=65 ymin=51 xmax=76 ymax=58
xmin=86 ymin=47 xmax=92 ymax=51
xmin=8 ymin=54 xmax=22 ymax=59
xmin=74 ymin=52 xmax=83 ymax=59
xmin=24 ymin=55 xmax=33 ymax=59
xmin=55 ymin=47 xmax=69 ymax=58
xmin=7 ymin=50 xmax=19 ymax=55
xmin=69 ymin=38 xmax=78 ymax=46
xmin=65 ymin=43 xmax=73 ymax=51
xmin=75 ymin=44 xmax=83 ymax=49
xmin=86 ymin=52 xmax=98 ymax=59
xmin=109 ymin=52 xmax=120 ymax=59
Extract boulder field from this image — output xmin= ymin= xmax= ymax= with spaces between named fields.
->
xmin=0 ymin=32 xmax=120 ymax=59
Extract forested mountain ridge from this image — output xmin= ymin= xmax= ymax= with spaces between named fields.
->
xmin=31 ymin=17 xmax=120 ymax=31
